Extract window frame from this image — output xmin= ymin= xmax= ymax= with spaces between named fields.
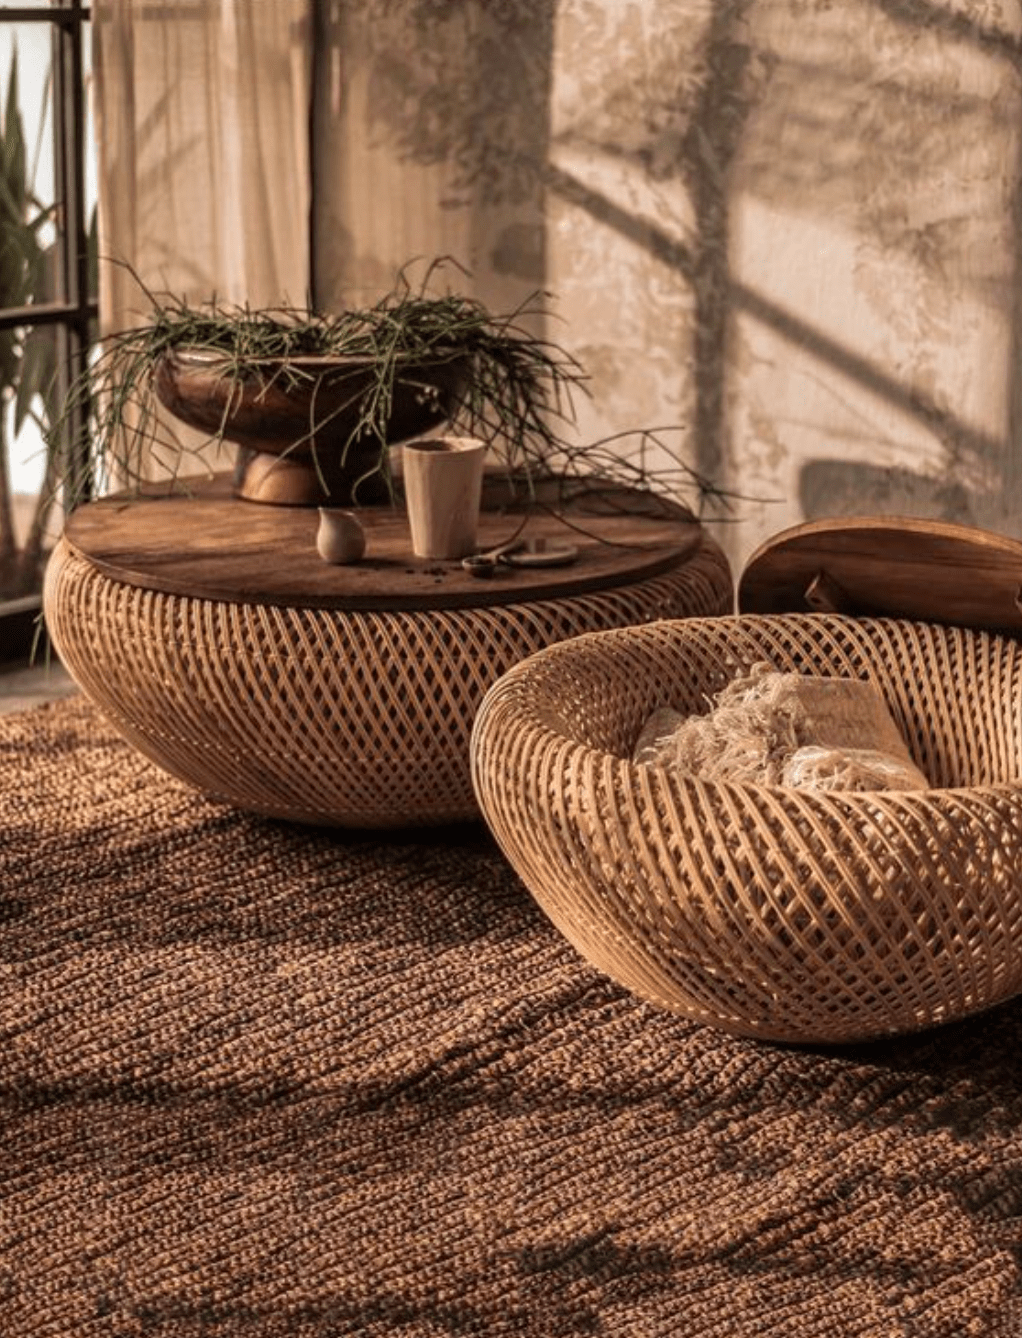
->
xmin=0 ymin=0 xmax=96 ymax=661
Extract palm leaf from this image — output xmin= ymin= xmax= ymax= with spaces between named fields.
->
xmin=15 ymin=325 xmax=55 ymax=436
xmin=1 ymin=51 xmax=25 ymax=219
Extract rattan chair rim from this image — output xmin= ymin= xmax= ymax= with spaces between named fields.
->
xmin=473 ymin=611 xmax=1021 ymax=810
xmin=472 ymin=715 xmax=1022 ymax=809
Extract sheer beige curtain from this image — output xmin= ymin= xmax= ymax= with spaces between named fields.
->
xmin=311 ymin=1 xmax=549 ymax=318
xmin=92 ymin=0 xmax=313 ymax=330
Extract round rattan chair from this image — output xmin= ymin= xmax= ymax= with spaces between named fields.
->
xmin=470 ymin=613 xmax=1022 ymax=1044
xmin=44 ymin=530 xmax=732 ymax=828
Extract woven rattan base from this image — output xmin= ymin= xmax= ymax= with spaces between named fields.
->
xmin=471 ymin=613 xmax=1022 ymax=1043
xmin=44 ymin=534 xmax=731 ymax=827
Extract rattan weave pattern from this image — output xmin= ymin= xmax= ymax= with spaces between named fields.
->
xmin=470 ymin=613 xmax=1022 ymax=1043
xmin=44 ymin=534 xmax=732 ymax=827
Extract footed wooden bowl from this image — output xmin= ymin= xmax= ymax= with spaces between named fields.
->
xmin=154 ymin=348 xmax=468 ymax=506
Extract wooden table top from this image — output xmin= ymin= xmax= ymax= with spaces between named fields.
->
xmin=738 ymin=515 xmax=1022 ymax=634
xmin=64 ymin=474 xmax=705 ymax=612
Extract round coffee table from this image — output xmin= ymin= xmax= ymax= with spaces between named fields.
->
xmin=44 ymin=476 xmax=732 ymax=826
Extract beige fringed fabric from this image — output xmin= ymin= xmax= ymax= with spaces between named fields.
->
xmin=634 ymin=663 xmax=930 ymax=791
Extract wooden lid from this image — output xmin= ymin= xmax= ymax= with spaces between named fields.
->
xmin=738 ymin=516 xmax=1022 ymax=633
xmin=64 ymin=474 xmax=704 ymax=612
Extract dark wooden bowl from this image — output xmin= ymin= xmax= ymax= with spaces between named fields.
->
xmin=153 ymin=348 xmax=468 ymax=505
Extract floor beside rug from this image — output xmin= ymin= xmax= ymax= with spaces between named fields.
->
xmin=0 ymin=657 xmax=78 ymax=714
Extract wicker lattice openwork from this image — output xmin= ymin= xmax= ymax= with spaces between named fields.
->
xmin=470 ymin=613 xmax=1022 ymax=1043
xmin=43 ymin=535 xmax=731 ymax=828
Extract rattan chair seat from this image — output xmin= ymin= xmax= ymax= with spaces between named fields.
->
xmin=470 ymin=613 xmax=1022 ymax=1043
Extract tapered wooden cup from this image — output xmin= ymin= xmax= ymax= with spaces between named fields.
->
xmin=402 ymin=437 xmax=487 ymax=560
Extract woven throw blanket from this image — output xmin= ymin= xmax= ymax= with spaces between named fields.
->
xmin=4 ymin=697 xmax=1022 ymax=1338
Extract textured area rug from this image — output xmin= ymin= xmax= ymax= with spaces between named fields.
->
xmin=4 ymin=697 xmax=1022 ymax=1337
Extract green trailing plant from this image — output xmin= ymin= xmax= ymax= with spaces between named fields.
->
xmin=54 ymin=260 xmax=581 ymax=502
xmin=52 ymin=258 xmax=738 ymax=518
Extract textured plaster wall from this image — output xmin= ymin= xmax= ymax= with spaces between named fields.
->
xmin=314 ymin=0 xmax=1022 ymax=572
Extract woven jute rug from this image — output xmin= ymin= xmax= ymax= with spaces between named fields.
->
xmin=4 ymin=696 xmax=1022 ymax=1338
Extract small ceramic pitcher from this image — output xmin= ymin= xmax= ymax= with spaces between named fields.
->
xmin=316 ymin=508 xmax=366 ymax=564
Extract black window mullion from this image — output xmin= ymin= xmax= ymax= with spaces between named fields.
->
xmin=0 ymin=300 xmax=96 ymax=331
xmin=0 ymin=7 xmax=90 ymax=25
xmin=51 ymin=0 xmax=92 ymax=504
xmin=0 ymin=0 xmax=93 ymax=658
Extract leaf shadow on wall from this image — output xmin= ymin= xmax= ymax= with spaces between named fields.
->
xmin=799 ymin=459 xmax=975 ymax=526
xmin=317 ymin=0 xmax=1022 ymax=528
xmin=787 ymin=0 xmax=1022 ymax=528
xmin=313 ymin=0 xmax=556 ymax=301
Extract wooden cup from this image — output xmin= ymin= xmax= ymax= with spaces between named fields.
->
xmin=402 ymin=436 xmax=487 ymax=560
